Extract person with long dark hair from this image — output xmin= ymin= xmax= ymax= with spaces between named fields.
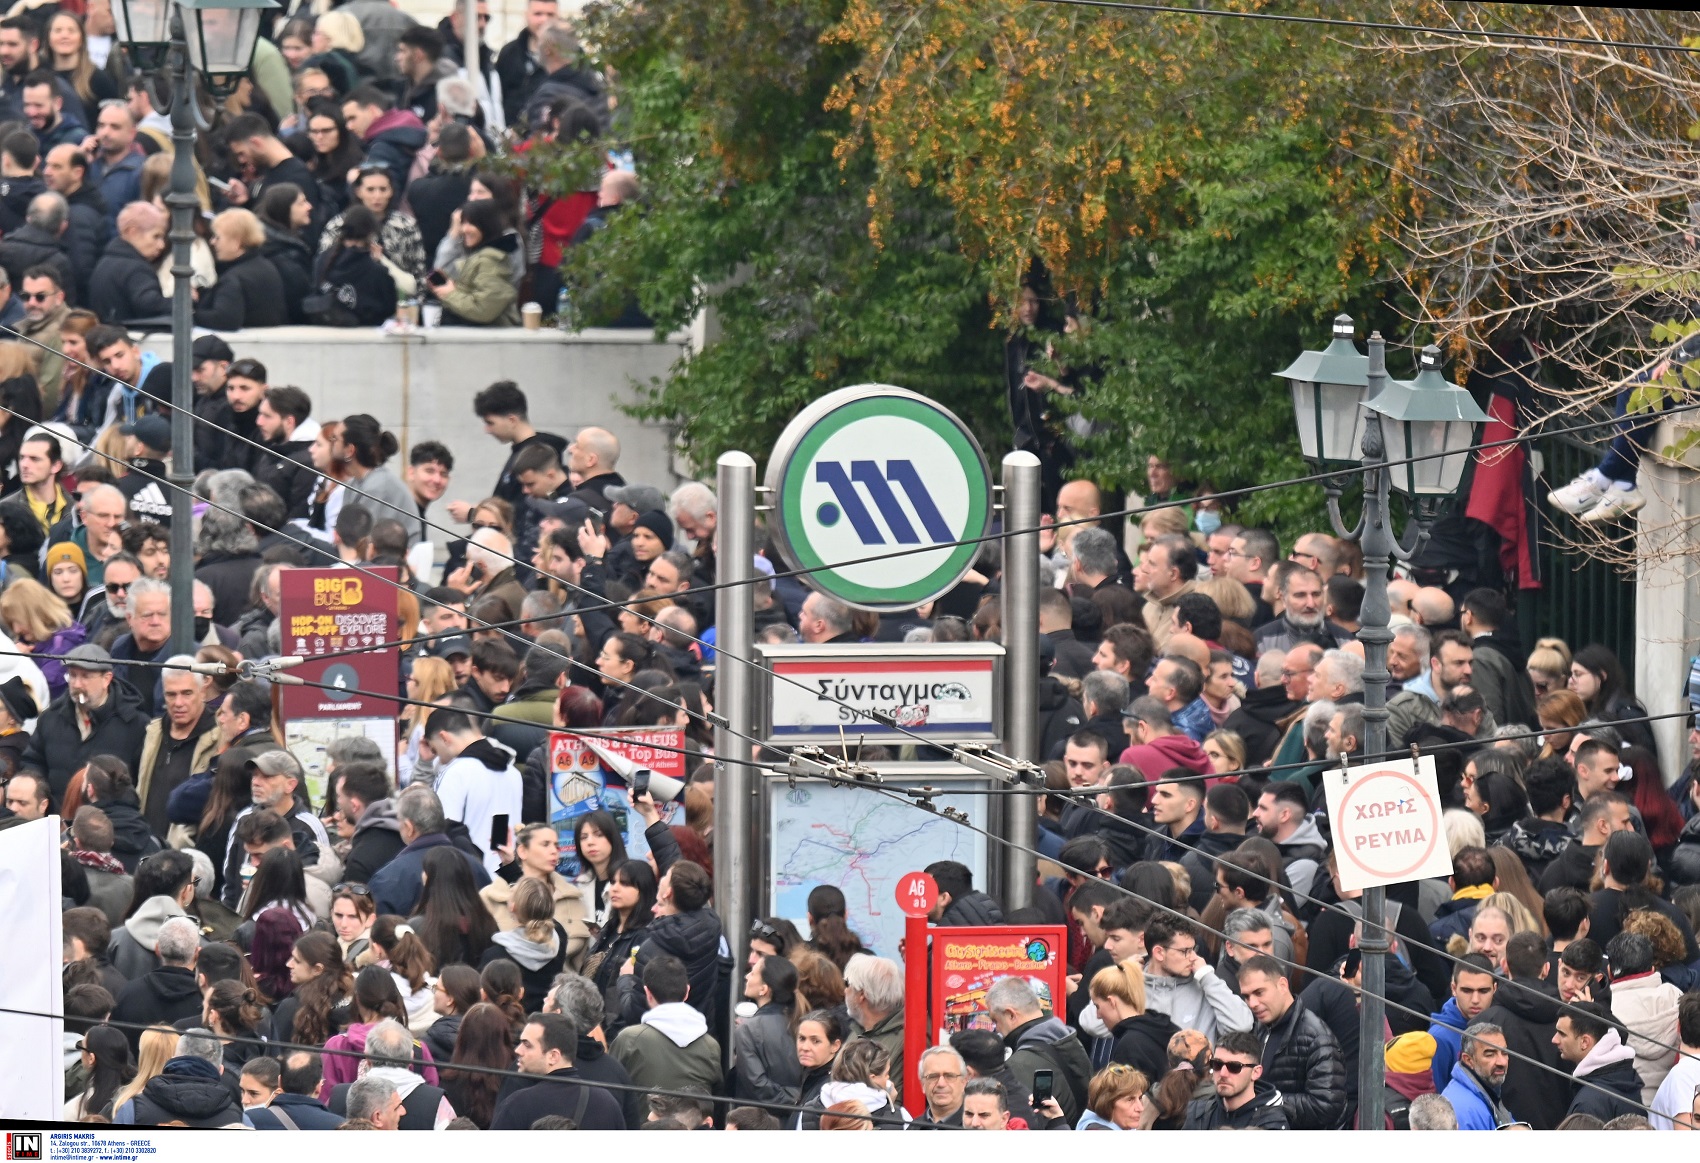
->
xmin=440 ymin=1001 xmax=512 ymax=1129
xmin=478 ymin=958 xmax=527 ymax=1034
xmin=321 ymin=964 xmax=435 ymax=1093
xmin=334 ymin=413 xmax=421 ymax=544
xmin=585 ymin=858 xmax=656 ymax=1030
xmin=273 ymin=931 xmax=350 ymax=1046
xmin=806 ymin=885 xmax=868 ymax=971
xmin=1569 ymin=644 xmax=1654 ymax=753
xmin=1464 ymin=767 xmax=1530 ymax=849
xmin=431 ymin=198 xmax=520 ymax=327
xmin=65 ymin=1024 xmax=134 ymax=1119
xmin=424 ymin=963 xmax=481 ymax=1064
xmin=790 ymin=1009 xmax=846 ymax=1129
xmin=303 ymin=100 xmax=365 ymax=212
xmin=414 ymin=846 xmax=498 ymax=969
xmin=240 ymin=847 xmax=314 ymax=999
xmin=254 ymin=182 xmax=316 ymax=321
xmin=317 ymin=165 xmax=426 ymax=292
xmin=571 ymin=810 xmax=627 ymax=927
xmin=735 ymin=953 xmax=804 ymax=1106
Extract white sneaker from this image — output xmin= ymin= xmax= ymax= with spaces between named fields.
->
xmin=1547 ymin=470 xmax=1607 ymax=516
xmin=1578 ymin=485 xmax=1646 ymax=523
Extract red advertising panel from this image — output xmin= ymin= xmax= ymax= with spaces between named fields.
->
xmin=278 ymin=567 xmax=400 ymax=721
xmin=547 ymin=727 xmax=687 ymax=873
xmin=929 ymin=925 xmax=1068 ymax=1040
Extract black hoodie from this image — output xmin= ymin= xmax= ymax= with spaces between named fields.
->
xmin=111 ymin=966 xmax=203 ymax=1052
xmin=1479 ymin=978 xmax=1569 ymax=1129
xmin=1222 ymin=682 xmax=1302 ymax=767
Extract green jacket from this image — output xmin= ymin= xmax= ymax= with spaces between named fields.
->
xmin=440 ymin=245 xmax=520 ymax=326
xmin=493 ymin=687 xmax=556 ymax=726
xmin=610 ymin=1009 xmax=722 ymax=1096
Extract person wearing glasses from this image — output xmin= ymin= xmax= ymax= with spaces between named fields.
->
xmin=1181 ymin=1029 xmax=1288 ymax=1129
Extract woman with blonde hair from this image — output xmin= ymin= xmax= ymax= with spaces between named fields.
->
xmin=1202 ymin=729 xmax=1245 ymax=776
xmin=195 ymin=209 xmax=288 ymax=329
xmin=397 ymin=655 xmax=454 ymax=787
xmin=1090 ymin=961 xmax=1178 ymax=1083
xmin=1444 ymin=808 xmax=1485 ymax=859
xmin=1194 ymin=575 xmax=1254 ymax=625
xmin=477 ymin=877 xmax=569 ymax=1013
xmin=1140 ymin=505 xmax=1191 ymax=542
xmin=1526 ymin=637 xmax=1572 ymax=699
xmin=47 ymin=13 xmax=118 ymax=125
xmin=108 ymin=1026 xmax=176 ymax=1115
xmin=1536 ymin=689 xmax=1586 ymax=759
xmin=310 ymin=11 xmax=367 ymax=93
xmin=0 ymin=576 xmax=85 ymax=698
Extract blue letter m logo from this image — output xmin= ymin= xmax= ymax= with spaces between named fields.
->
xmin=815 ymin=460 xmax=954 ymax=546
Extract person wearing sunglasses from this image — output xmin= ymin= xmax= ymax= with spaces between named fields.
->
xmin=1180 ymin=1029 xmax=1287 ymax=1129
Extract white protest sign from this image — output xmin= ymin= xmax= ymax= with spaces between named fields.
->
xmin=1324 ymin=754 xmax=1450 ymax=892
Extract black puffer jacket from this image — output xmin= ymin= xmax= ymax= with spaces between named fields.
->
xmin=310 ymin=245 xmax=397 ymax=327
xmin=1258 ymin=998 xmax=1348 ymax=1130
xmin=1183 ymin=1082 xmax=1290 ymax=1129
xmin=90 ymin=236 xmax=170 ymax=324
xmin=193 ymin=248 xmax=288 ymax=330
xmin=619 ymin=904 xmax=728 ymax=1031
xmin=937 ymin=890 xmax=1003 ymax=927
xmin=120 ymin=1057 xmax=246 ymax=1127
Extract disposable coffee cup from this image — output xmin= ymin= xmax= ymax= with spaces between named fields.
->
xmin=422 ymin=304 xmax=443 ymax=328
xmin=521 ymin=302 xmax=543 ymax=330
xmin=397 ymin=300 xmax=419 ymax=326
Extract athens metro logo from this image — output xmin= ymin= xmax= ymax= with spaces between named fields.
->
xmin=813 ymin=460 xmax=954 ymax=546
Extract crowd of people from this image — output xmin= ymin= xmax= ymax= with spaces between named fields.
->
xmin=0 ymin=2 xmax=1694 ymax=1137
xmin=0 ymin=0 xmax=640 ymax=357
xmin=11 ymin=349 xmax=1699 ymax=1131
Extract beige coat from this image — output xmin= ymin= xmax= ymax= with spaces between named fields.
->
xmin=480 ymin=870 xmax=592 ymax=970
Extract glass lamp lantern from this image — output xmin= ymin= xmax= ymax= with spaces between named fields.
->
xmin=178 ymin=0 xmax=276 ymax=84
xmin=1276 ymin=314 xmax=1371 ymax=467
xmin=110 ymin=0 xmax=174 ymax=68
xmin=1368 ymin=345 xmax=1488 ymax=497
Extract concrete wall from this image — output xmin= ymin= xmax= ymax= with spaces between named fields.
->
xmin=1634 ymin=420 xmax=1700 ymax=780
xmin=138 ymin=325 xmax=689 ymax=553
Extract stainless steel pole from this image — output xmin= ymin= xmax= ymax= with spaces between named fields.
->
xmin=1354 ymin=333 xmax=1393 ymax=1131
xmin=713 ymin=452 xmax=756 ymax=1030
xmin=1001 ymin=450 xmax=1041 ymax=911
xmin=165 ymin=44 xmax=196 ymax=658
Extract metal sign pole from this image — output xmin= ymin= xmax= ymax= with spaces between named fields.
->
xmin=1001 ymin=450 xmax=1041 ymax=911
xmin=714 ymin=451 xmax=757 ymax=1034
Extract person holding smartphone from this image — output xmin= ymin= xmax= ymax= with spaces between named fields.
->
xmin=422 ymin=705 xmax=523 ymax=874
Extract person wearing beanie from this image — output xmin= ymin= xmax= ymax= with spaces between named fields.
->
xmin=1380 ymin=1030 xmax=1438 ymax=1128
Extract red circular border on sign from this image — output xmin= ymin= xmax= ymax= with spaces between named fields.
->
xmin=1337 ymin=768 xmax=1441 ymax=881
